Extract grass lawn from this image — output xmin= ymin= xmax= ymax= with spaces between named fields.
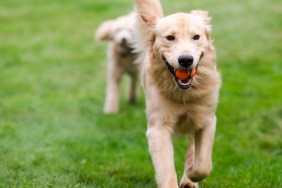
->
xmin=0 ymin=0 xmax=281 ymax=187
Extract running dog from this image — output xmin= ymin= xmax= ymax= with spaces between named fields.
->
xmin=134 ymin=0 xmax=221 ymax=187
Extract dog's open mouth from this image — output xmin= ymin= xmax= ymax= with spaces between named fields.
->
xmin=175 ymin=73 xmax=193 ymax=89
xmin=162 ymin=57 xmax=195 ymax=89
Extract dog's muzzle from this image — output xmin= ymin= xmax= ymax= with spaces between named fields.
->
xmin=162 ymin=53 xmax=203 ymax=90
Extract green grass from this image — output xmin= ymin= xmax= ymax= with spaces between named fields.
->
xmin=0 ymin=0 xmax=281 ymax=187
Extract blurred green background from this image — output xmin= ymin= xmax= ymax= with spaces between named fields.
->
xmin=0 ymin=0 xmax=281 ymax=187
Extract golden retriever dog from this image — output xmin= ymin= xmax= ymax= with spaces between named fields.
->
xmin=134 ymin=0 xmax=221 ymax=187
xmin=95 ymin=12 xmax=139 ymax=113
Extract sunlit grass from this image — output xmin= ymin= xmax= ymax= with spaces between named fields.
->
xmin=0 ymin=0 xmax=281 ymax=187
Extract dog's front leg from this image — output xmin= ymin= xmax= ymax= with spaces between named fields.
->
xmin=146 ymin=124 xmax=178 ymax=188
xmin=188 ymin=115 xmax=216 ymax=182
xmin=103 ymin=63 xmax=122 ymax=113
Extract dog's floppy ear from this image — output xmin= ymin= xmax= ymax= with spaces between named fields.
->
xmin=191 ymin=10 xmax=212 ymax=39
xmin=191 ymin=10 xmax=211 ymax=24
xmin=141 ymin=14 xmax=158 ymax=27
xmin=133 ymin=0 xmax=163 ymax=54
xmin=95 ymin=20 xmax=114 ymax=41
xmin=135 ymin=0 xmax=164 ymax=28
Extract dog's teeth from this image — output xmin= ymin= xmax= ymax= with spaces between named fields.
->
xmin=179 ymin=79 xmax=191 ymax=86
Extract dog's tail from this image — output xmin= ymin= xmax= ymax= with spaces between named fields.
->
xmin=133 ymin=0 xmax=164 ymax=62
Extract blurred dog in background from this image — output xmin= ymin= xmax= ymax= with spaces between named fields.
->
xmin=95 ymin=12 xmax=139 ymax=113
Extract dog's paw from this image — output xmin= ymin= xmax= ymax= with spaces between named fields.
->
xmin=180 ymin=175 xmax=198 ymax=188
xmin=103 ymin=107 xmax=119 ymax=114
xmin=179 ymin=182 xmax=198 ymax=188
xmin=103 ymin=103 xmax=119 ymax=114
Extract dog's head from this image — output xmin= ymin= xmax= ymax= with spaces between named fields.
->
xmin=95 ymin=13 xmax=135 ymax=55
xmin=142 ymin=10 xmax=212 ymax=89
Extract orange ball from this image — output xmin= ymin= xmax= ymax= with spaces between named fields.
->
xmin=175 ymin=69 xmax=196 ymax=80
xmin=191 ymin=68 xmax=196 ymax=77
xmin=175 ymin=70 xmax=190 ymax=80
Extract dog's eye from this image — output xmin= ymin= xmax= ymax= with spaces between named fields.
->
xmin=166 ymin=35 xmax=175 ymax=41
xmin=192 ymin=34 xmax=200 ymax=40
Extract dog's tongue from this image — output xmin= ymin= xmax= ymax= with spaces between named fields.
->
xmin=175 ymin=69 xmax=196 ymax=81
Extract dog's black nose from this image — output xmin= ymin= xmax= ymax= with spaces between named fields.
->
xmin=121 ymin=38 xmax=127 ymax=44
xmin=178 ymin=55 xmax=193 ymax=68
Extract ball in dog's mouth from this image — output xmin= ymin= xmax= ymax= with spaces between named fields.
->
xmin=174 ymin=69 xmax=195 ymax=89
xmin=162 ymin=56 xmax=196 ymax=89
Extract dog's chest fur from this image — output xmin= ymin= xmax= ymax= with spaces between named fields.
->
xmin=143 ymin=47 xmax=221 ymax=130
xmin=109 ymin=43 xmax=139 ymax=74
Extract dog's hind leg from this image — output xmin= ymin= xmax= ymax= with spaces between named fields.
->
xmin=127 ymin=74 xmax=138 ymax=104
xmin=180 ymin=134 xmax=198 ymax=188
xmin=188 ymin=115 xmax=216 ymax=182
